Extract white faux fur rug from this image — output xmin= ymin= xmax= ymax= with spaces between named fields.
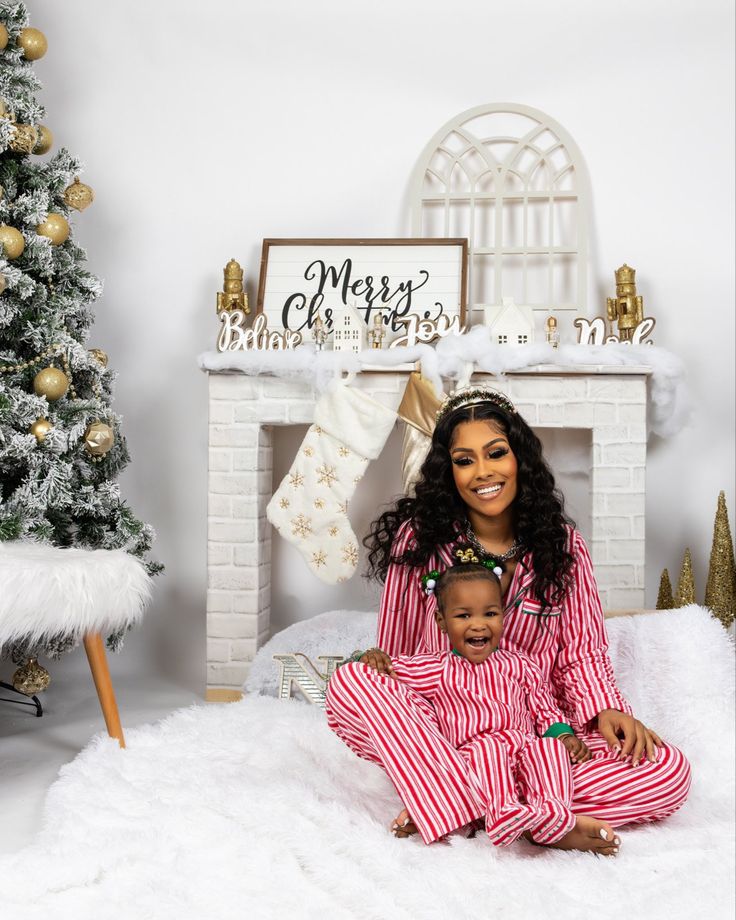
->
xmin=0 ymin=607 xmax=733 ymax=920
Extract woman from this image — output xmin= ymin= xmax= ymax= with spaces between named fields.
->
xmin=325 ymin=386 xmax=691 ymax=846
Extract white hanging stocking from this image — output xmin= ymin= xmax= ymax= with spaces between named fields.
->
xmin=266 ymin=382 xmax=396 ymax=584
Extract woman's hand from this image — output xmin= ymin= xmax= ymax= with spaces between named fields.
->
xmin=597 ymin=709 xmax=664 ymax=766
xmin=559 ymin=734 xmax=591 ymax=763
xmin=359 ymin=648 xmax=396 ymax=678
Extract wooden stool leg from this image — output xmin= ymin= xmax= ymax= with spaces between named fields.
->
xmin=83 ymin=633 xmax=125 ymax=748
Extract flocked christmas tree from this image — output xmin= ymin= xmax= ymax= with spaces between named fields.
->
xmin=0 ymin=5 xmax=160 ymax=658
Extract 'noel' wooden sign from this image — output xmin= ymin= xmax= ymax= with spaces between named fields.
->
xmin=256 ymin=238 xmax=468 ymax=347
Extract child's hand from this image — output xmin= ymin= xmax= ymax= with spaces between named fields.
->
xmin=359 ymin=648 xmax=396 ymax=678
xmin=559 ymin=734 xmax=591 ymax=763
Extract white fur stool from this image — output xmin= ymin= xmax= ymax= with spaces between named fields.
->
xmin=0 ymin=541 xmax=152 ymax=747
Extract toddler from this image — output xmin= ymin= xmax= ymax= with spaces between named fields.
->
xmin=351 ymin=561 xmax=621 ymax=855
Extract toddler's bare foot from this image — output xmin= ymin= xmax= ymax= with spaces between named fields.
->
xmin=391 ymin=808 xmax=418 ymax=838
xmin=547 ymin=815 xmax=620 ymax=856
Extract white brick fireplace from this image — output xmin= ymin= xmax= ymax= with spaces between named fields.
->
xmin=204 ymin=367 xmax=650 ymax=700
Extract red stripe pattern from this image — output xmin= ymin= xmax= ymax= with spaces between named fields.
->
xmin=389 ymin=650 xmax=577 ymax=845
xmin=325 ymin=524 xmax=692 ymax=842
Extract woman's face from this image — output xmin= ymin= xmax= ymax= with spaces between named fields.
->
xmin=448 ymin=418 xmax=518 ymax=519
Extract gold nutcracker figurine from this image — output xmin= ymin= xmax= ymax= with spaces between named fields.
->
xmin=312 ymin=312 xmax=328 ymax=351
xmin=545 ymin=314 xmax=560 ymax=349
xmin=367 ymin=312 xmax=386 ymax=349
xmin=606 ymin=264 xmax=643 ymax=342
xmin=216 ymin=258 xmax=249 ymax=314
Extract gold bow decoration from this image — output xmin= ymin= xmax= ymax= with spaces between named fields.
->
xmin=455 ymin=548 xmax=480 ymax=564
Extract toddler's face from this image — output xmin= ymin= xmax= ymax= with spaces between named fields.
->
xmin=436 ymin=577 xmax=503 ymax=664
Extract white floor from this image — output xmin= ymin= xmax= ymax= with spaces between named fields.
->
xmin=0 ymin=656 xmax=200 ymax=855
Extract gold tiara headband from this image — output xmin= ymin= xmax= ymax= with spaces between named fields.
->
xmin=435 ymin=386 xmax=516 ymax=427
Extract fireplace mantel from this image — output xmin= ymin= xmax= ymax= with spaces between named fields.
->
xmin=204 ymin=366 xmax=650 ymax=699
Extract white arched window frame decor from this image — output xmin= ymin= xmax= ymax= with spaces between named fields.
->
xmin=409 ymin=104 xmax=590 ymax=332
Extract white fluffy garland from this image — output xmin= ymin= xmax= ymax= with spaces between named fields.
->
xmin=199 ymin=329 xmax=690 ymax=437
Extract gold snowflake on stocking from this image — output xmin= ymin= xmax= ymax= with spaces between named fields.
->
xmin=337 ymin=501 xmax=348 ymax=516
xmin=329 ymin=527 xmax=339 ymax=537
xmin=313 ymin=498 xmax=325 ymax=510
xmin=317 ymin=464 xmax=337 ymax=487
xmin=341 ymin=543 xmax=358 ymax=567
xmin=313 ymin=425 xmax=323 ymax=435
xmin=312 ymin=549 xmax=327 ymax=568
xmin=303 ymin=446 xmax=314 ymax=458
xmin=279 ymin=498 xmax=290 ymax=510
xmin=290 ymin=514 xmax=312 ymax=539
xmin=288 ymin=471 xmax=304 ymax=489
xmin=339 ymin=446 xmax=350 ymax=457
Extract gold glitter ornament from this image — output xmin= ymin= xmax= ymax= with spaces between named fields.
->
xmin=36 ymin=213 xmax=70 ymax=245
xmin=88 ymin=347 xmax=108 ymax=367
xmin=0 ymin=24 xmax=8 ymax=50
xmin=30 ymin=417 xmax=53 ymax=442
xmin=656 ymin=569 xmax=674 ymax=610
xmin=84 ymin=421 xmax=114 ymax=456
xmin=12 ymin=657 xmax=50 ymax=695
xmin=9 ymin=122 xmax=38 ymax=153
xmin=17 ymin=27 xmax=48 ymax=60
xmin=0 ymin=225 xmax=25 ymax=259
xmin=675 ymin=548 xmax=696 ymax=607
xmin=33 ymin=124 xmax=53 ymax=154
xmin=33 ymin=366 xmax=69 ymax=401
xmin=704 ymin=491 xmax=736 ymax=628
xmin=63 ymin=177 xmax=94 ymax=211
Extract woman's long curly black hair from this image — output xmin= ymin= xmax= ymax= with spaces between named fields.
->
xmin=364 ymin=401 xmax=576 ymax=612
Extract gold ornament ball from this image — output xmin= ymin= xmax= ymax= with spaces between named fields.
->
xmin=9 ymin=123 xmax=38 ymax=154
xmin=0 ymin=225 xmax=25 ymax=259
xmin=36 ymin=213 xmax=70 ymax=245
xmin=33 ymin=124 xmax=53 ymax=155
xmin=63 ymin=177 xmax=94 ymax=211
xmin=33 ymin=366 xmax=69 ymax=401
xmin=84 ymin=421 xmax=114 ymax=456
xmin=0 ymin=24 xmax=8 ymax=50
xmin=12 ymin=657 xmax=50 ymax=695
xmin=30 ymin=417 xmax=53 ymax=442
xmin=88 ymin=347 xmax=108 ymax=367
xmin=17 ymin=27 xmax=48 ymax=61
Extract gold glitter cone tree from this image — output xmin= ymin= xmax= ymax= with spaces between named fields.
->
xmin=675 ymin=548 xmax=696 ymax=608
xmin=0 ymin=5 xmax=160 ymax=659
xmin=656 ymin=569 xmax=675 ymax=610
xmin=704 ymin=492 xmax=736 ymax=628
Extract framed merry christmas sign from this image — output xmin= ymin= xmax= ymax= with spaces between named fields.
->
xmin=256 ymin=238 xmax=468 ymax=347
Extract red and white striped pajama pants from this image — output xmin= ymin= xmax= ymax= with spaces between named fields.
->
xmin=325 ymin=663 xmax=692 ymax=845
xmin=461 ymin=731 xmax=576 ymax=846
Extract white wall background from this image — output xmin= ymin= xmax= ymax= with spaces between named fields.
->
xmin=26 ymin=0 xmax=734 ymax=694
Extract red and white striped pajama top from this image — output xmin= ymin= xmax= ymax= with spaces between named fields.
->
xmin=389 ymin=650 xmax=578 ymax=845
xmin=325 ymin=523 xmax=691 ymax=843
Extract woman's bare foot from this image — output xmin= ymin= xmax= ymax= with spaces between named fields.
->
xmin=547 ymin=816 xmax=620 ymax=856
xmin=391 ymin=808 xmax=418 ymax=838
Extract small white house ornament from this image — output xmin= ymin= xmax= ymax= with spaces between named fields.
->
xmin=331 ymin=302 xmax=365 ymax=353
xmin=483 ymin=297 xmax=535 ymax=345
